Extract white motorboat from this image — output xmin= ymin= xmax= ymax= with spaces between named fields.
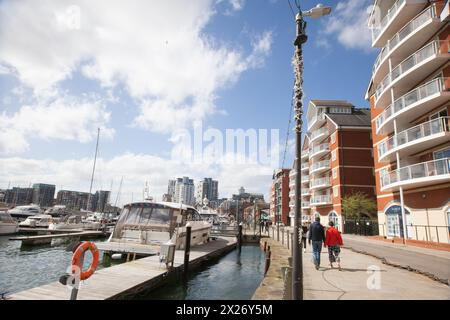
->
xmin=100 ymin=201 xmax=212 ymax=255
xmin=0 ymin=211 xmax=19 ymax=235
xmin=7 ymin=205 xmax=42 ymax=221
xmin=19 ymin=215 xmax=53 ymax=228
xmin=44 ymin=205 xmax=68 ymax=217
xmin=49 ymin=215 xmax=101 ymax=231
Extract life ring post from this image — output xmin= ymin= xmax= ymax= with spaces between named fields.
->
xmin=69 ymin=241 xmax=99 ymax=300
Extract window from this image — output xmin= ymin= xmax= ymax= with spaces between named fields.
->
xmin=332 ymin=149 xmax=337 ymax=161
xmin=333 ymin=168 xmax=338 ymax=179
xmin=434 ymin=147 xmax=450 ymax=160
xmin=328 ymin=212 xmax=339 ymax=230
xmin=333 ymin=186 xmax=339 ymax=198
xmin=329 ymin=107 xmax=351 ymax=114
xmin=331 ymin=132 xmax=337 ymax=144
xmin=429 ymin=108 xmax=448 ymax=120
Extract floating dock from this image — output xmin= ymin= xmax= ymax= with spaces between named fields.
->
xmin=8 ymin=237 xmax=237 ymax=300
xmin=10 ymin=231 xmax=110 ymax=246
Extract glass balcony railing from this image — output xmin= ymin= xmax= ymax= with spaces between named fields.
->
xmin=372 ymin=5 xmax=436 ymax=76
xmin=310 ymin=195 xmax=332 ymax=205
xmin=310 ymin=127 xmax=329 ymax=141
xmin=376 ymin=77 xmax=448 ymax=132
xmin=301 ymin=163 xmax=309 ymax=171
xmin=371 ymin=0 xmax=406 ymax=42
xmin=380 ymin=158 xmax=450 ymax=189
xmin=310 ymin=143 xmax=330 ymax=157
xmin=375 ymin=41 xmax=448 ymax=101
xmin=301 ymin=202 xmax=311 ymax=208
xmin=310 ymin=177 xmax=331 ymax=188
xmin=310 ymin=160 xmax=331 ymax=172
xmin=378 ymin=117 xmax=450 ymax=158
xmin=301 ymin=176 xmax=310 ymax=182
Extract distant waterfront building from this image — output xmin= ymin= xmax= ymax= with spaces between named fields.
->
xmin=167 ymin=179 xmax=177 ymax=201
xmin=91 ymin=190 xmax=111 ymax=213
xmin=195 ymin=178 xmax=218 ymax=205
xmin=232 ymin=187 xmax=265 ymax=202
xmin=173 ymin=177 xmax=195 ymax=206
xmin=32 ymin=183 xmax=55 ymax=208
xmin=5 ymin=187 xmax=34 ymax=206
xmin=366 ymin=1 xmax=450 ymax=241
xmin=270 ymin=169 xmax=291 ymax=226
xmin=56 ymin=190 xmax=90 ymax=210
xmin=162 ymin=193 xmax=172 ymax=202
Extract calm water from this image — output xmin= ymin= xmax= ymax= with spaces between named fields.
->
xmin=144 ymin=245 xmax=265 ymax=300
xmin=0 ymin=235 xmax=108 ymax=295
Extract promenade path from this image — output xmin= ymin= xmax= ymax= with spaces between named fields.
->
xmin=253 ymin=231 xmax=450 ymax=300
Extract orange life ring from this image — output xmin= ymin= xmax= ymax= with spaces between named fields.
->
xmin=71 ymin=242 xmax=99 ymax=280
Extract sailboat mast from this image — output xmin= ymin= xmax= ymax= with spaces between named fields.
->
xmin=114 ymin=176 xmax=123 ymax=207
xmin=87 ymin=127 xmax=100 ymax=210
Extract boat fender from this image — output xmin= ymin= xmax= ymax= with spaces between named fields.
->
xmin=71 ymin=241 xmax=99 ymax=281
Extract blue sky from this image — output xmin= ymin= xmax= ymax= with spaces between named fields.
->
xmin=0 ymin=0 xmax=376 ymax=204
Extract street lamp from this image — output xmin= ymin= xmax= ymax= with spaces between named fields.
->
xmin=292 ymin=2 xmax=331 ymax=301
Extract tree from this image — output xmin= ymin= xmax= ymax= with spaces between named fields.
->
xmin=342 ymin=192 xmax=377 ymax=219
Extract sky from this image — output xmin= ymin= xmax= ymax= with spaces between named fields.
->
xmin=0 ymin=0 xmax=377 ymax=206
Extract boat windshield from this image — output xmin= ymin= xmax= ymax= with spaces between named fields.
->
xmin=0 ymin=212 xmax=15 ymax=223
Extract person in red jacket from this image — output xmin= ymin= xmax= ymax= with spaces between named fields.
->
xmin=325 ymin=221 xmax=343 ymax=270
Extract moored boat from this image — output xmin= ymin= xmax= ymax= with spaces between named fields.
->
xmin=0 ymin=211 xmax=19 ymax=235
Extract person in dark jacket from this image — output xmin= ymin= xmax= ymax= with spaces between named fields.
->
xmin=308 ymin=216 xmax=326 ymax=270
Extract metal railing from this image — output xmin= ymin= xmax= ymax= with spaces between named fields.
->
xmin=380 ymin=158 xmax=450 ymax=188
xmin=310 ymin=176 xmax=331 ymax=189
xmin=310 ymin=195 xmax=332 ymax=205
xmin=372 ymin=5 xmax=436 ymax=75
xmin=310 ymin=160 xmax=331 ymax=173
xmin=378 ymin=223 xmax=450 ymax=244
xmin=376 ymin=77 xmax=447 ymax=132
xmin=371 ymin=0 xmax=406 ymax=41
xmin=310 ymin=143 xmax=329 ymax=157
xmin=375 ymin=41 xmax=448 ymax=101
xmin=378 ymin=117 xmax=450 ymax=158
xmin=310 ymin=126 xmax=328 ymax=141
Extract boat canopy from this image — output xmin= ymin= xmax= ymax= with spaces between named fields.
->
xmin=0 ymin=212 xmax=15 ymax=223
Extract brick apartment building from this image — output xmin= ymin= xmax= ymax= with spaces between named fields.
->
xmin=270 ymin=169 xmax=291 ymax=226
xmin=289 ymin=100 xmax=377 ymax=231
xmin=366 ymin=0 xmax=450 ymax=242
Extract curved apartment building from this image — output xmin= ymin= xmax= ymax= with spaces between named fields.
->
xmin=366 ymin=0 xmax=450 ymax=242
xmin=289 ymin=100 xmax=377 ymax=231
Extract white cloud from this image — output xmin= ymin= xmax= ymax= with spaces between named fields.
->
xmin=0 ymin=94 xmax=114 ymax=155
xmin=229 ymin=0 xmax=245 ymax=11
xmin=0 ymin=153 xmax=274 ymax=206
xmin=0 ymin=0 xmax=272 ymax=135
xmin=319 ymin=0 xmax=374 ymax=53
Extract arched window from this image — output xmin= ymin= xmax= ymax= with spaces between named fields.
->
xmin=328 ymin=211 xmax=339 ymax=229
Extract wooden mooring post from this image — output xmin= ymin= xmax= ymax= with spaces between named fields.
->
xmin=183 ymin=224 xmax=192 ymax=282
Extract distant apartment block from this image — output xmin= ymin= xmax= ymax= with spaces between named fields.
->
xmin=56 ymin=190 xmax=90 ymax=210
xmin=196 ymin=178 xmax=219 ymax=204
xmin=91 ymin=190 xmax=111 ymax=213
xmin=4 ymin=187 xmax=34 ymax=206
xmin=171 ymin=177 xmax=195 ymax=206
xmin=366 ymin=0 xmax=450 ymax=242
xmin=289 ymin=100 xmax=376 ymax=231
xmin=270 ymin=169 xmax=291 ymax=226
xmin=32 ymin=183 xmax=55 ymax=208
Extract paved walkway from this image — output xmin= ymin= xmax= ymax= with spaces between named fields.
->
xmin=342 ymin=235 xmax=450 ymax=285
xmin=253 ymin=234 xmax=450 ymax=300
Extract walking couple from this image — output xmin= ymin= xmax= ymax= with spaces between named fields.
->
xmin=308 ymin=216 xmax=343 ymax=271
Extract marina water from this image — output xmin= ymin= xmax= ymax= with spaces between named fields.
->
xmin=1 ymin=237 xmax=265 ymax=299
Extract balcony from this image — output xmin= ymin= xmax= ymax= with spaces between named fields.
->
xmin=310 ymin=160 xmax=331 ymax=175
xmin=307 ymin=113 xmax=326 ymax=132
xmin=301 ymin=150 xmax=309 ymax=160
xmin=289 ymin=188 xmax=310 ymax=197
xmin=310 ymin=126 xmax=329 ymax=144
xmin=378 ymin=117 xmax=450 ymax=162
xmin=301 ymin=162 xmax=309 ymax=173
xmin=372 ymin=5 xmax=440 ymax=84
xmin=310 ymin=143 xmax=330 ymax=159
xmin=380 ymin=158 xmax=450 ymax=192
xmin=302 ymin=202 xmax=310 ymax=209
xmin=310 ymin=195 xmax=332 ymax=206
xmin=310 ymin=177 xmax=331 ymax=191
xmin=376 ymin=77 xmax=450 ymax=135
xmin=289 ymin=176 xmax=310 ymax=187
xmin=370 ymin=0 xmax=427 ymax=48
xmin=375 ymin=41 xmax=450 ymax=108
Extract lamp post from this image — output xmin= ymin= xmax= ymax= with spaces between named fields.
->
xmin=292 ymin=3 xmax=331 ymax=301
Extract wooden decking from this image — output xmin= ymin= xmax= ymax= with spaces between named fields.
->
xmin=8 ymin=237 xmax=237 ymax=300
